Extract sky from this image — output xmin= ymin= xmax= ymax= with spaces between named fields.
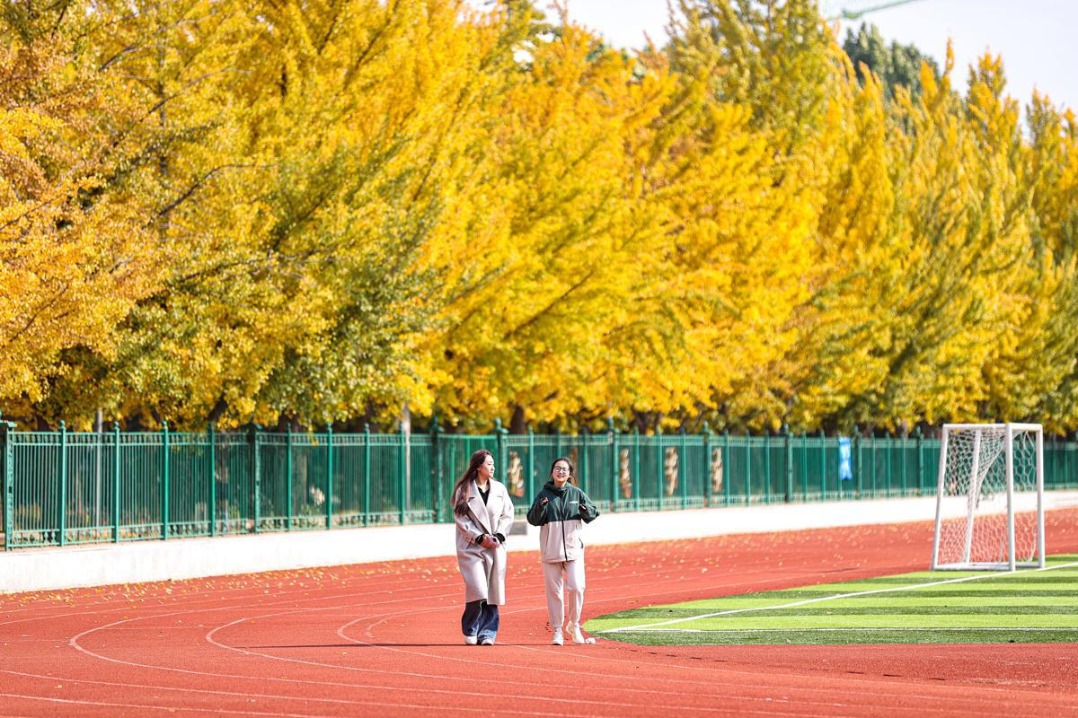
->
xmin=552 ymin=0 xmax=1076 ymax=115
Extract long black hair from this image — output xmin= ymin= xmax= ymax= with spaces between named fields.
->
xmin=451 ymin=449 xmax=492 ymax=516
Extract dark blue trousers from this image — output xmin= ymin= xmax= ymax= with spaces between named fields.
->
xmin=461 ymin=599 xmax=499 ymax=642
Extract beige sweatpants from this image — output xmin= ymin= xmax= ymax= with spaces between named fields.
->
xmin=542 ymin=558 xmax=586 ymax=631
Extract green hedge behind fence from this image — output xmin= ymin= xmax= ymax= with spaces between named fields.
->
xmin=3 ymin=420 xmax=1077 ymax=550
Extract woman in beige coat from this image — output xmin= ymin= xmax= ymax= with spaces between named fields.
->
xmin=451 ymin=449 xmax=514 ymax=645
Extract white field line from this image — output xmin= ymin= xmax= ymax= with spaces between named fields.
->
xmin=599 ymin=561 xmax=1078 ymax=634
xmin=627 ymin=627 xmax=1078 ymax=634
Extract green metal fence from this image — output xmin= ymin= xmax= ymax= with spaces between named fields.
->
xmin=2 ymin=420 xmax=1077 ymax=550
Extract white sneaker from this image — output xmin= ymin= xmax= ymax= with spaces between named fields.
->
xmin=569 ymin=623 xmax=594 ymax=644
xmin=551 ymin=630 xmax=564 ymax=646
xmin=479 ymin=636 xmax=495 ymax=646
xmin=464 ymin=635 xmax=478 ymax=645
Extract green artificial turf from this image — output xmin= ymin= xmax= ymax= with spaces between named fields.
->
xmin=588 ymin=554 xmax=1078 ymax=645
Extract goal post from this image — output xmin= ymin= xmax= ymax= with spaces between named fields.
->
xmin=931 ymin=423 xmax=1045 ymax=571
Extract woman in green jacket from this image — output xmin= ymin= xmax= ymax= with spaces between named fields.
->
xmin=526 ymin=457 xmax=599 ymax=645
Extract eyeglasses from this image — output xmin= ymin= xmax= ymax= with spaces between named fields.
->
xmin=553 ymin=466 xmax=570 ymax=473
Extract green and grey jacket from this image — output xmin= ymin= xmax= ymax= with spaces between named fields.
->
xmin=526 ymin=480 xmax=599 ymax=563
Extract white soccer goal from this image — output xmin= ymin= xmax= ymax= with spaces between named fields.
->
xmin=931 ymin=423 xmax=1045 ymax=571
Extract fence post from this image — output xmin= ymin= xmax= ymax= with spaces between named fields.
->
xmin=632 ymin=427 xmax=640 ymax=512
xmin=398 ymin=421 xmax=407 ymax=525
xmin=818 ymin=429 xmax=826 ymax=499
xmin=431 ymin=417 xmax=442 ymax=523
xmin=495 ymin=419 xmax=508 ymax=496
xmin=161 ymin=421 xmax=170 ymax=541
xmin=784 ymin=425 xmax=793 ymax=503
xmin=871 ymin=432 xmax=878 ymax=497
xmin=1071 ymin=433 xmax=1077 ymax=488
xmin=744 ymin=431 xmax=752 ymax=505
xmin=527 ymin=427 xmax=535 ymax=506
xmin=286 ymin=425 xmax=293 ymax=531
xmin=363 ymin=424 xmax=371 ymax=527
xmin=248 ymin=423 xmax=261 ymax=534
xmin=327 ymin=423 xmax=335 ymax=529
xmin=896 ymin=424 xmax=905 ymax=491
xmin=113 ymin=422 xmax=121 ymax=543
xmin=763 ymin=429 xmax=771 ymax=505
xmin=797 ymin=431 xmax=806 ymax=498
xmin=2 ymin=414 xmax=13 ymax=551
xmin=915 ymin=426 xmax=924 ymax=495
xmin=59 ymin=421 xmax=68 ymax=546
xmin=1069 ymin=431 xmax=1078 ymax=487
xmin=837 ymin=433 xmax=846 ymax=500
xmin=94 ymin=414 xmax=103 ymax=531
xmin=580 ymin=427 xmax=589 ymax=494
xmin=656 ymin=426 xmax=663 ymax=510
xmin=679 ymin=427 xmax=687 ymax=509
xmin=722 ymin=431 xmax=731 ymax=506
xmin=208 ymin=422 xmax=216 ymax=537
xmin=609 ymin=419 xmax=618 ymax=511
xmin=852 ymin=427 xmax=860 ymax=498
xmin=703 ymin=423 xmax=712 ymax=507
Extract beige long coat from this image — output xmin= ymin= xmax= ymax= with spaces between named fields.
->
xmin=454 ymin=479 xmax=515 ymax=605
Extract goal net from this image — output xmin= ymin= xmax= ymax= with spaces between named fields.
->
xmin=931 ymin=423 xmax=1045 ymax=571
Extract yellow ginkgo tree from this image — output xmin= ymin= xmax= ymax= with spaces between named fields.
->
xmin=0 ymin=11 xmax=156 ymax=421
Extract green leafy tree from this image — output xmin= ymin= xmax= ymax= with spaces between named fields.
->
xmin=842 ymin=22 xmax=938 ymax=100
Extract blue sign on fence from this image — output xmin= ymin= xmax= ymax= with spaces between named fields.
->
xmin=838 ymin=437 xmax=853 ymax=482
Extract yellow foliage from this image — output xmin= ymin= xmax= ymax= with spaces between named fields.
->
xmin=5 ymin=0 xmax=1078 ymax=434
xmin=0 ymin=28 xmax=158 ymax=407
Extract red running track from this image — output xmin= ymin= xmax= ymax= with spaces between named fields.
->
xmin=2 ymin=511 xmax=1077 ymax=718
